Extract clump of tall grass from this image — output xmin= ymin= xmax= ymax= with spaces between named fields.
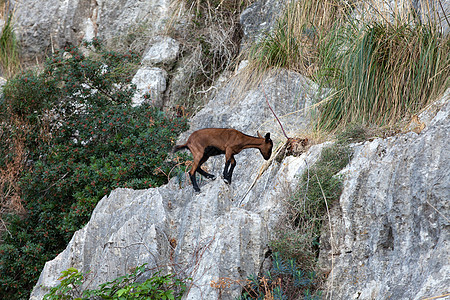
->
xmin=316 ymin=19 xmax=449 ymax=130
xmin=242 ymin=0 xmax=448 ymax=131
xmin=245 ymin=0 xmax=349 ymax=78
xmin=0 ymin=14 xmax=20 ymax=77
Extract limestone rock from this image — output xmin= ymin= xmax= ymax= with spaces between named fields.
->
xmin=182 ymin=69 xmax=317 ymax=143
xmin=11 ymin=0 xmax=93 ymax=63
xmin=10 ymin=0 xmax=174 ymax=63
xmin=131 ymin=67 xmax=168 ymax=107
xmin=240 ymin=0 xmax=288 ymax=47
xmin=142 ymin=36 xmax=180 ymax=66
xmin=30 ymin=70 xmax=321 ymax=300
xmin=319 ymin=90 xmax=450 ymax=300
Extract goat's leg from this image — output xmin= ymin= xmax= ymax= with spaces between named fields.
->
xmin=226 ymin=157 xmax=236 ymax=183
xmin=189 ymin=172 xmax=200 ymax=192
xmin=189 ymin=158 xmax=201 ymax=192
xmin=223 ymin=156 xmax=236 ymax=184
xmin=196 ymin=155 xmax=216 ymax=180
xmin=223 ymin=160 xmax=230 ymax=183
xmin=196 ymin=168 xmax=216 ymax=180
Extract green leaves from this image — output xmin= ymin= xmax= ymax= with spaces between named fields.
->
xmin=238 ymin=252 xmax=319 ymax=300
xmin=44 ymin=265 xmax=187 ymax=300
xmin=0 ymin=40 xmax=188 ymax=299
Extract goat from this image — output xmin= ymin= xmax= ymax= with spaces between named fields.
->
xmin=173 ymin=128 xmax=273 ymax=192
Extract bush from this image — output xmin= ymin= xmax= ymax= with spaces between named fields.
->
xmin=43 ymin=264 xmax=187 ymax=300
xmin=271 ymin=137 xmax=352 ymax=271
xmin=237 ymin=252 xmax=320 ymax=300
xmin=0 ymin=39 xmax=188 ymax=299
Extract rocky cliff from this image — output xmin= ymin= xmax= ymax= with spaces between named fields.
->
xmin=30 ymin=70 xmax=324 ymax=300
xmin=319 ymin=90 xmax=450 ymax=300
xmin=3 ymin=0 xmax=449 ymax=299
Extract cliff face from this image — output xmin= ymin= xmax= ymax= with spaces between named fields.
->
xmin=10 ymin=0 xmax=172 ymax=64
xmin=6 ymin=0 xmax=449 ymax=299
xmin=30 ymin=79 xmax=449 ymax=300
xmin=30 ymin=69 xmax=322 ymax=300
xmin=319 ymin=90 xmax=450 ymax=300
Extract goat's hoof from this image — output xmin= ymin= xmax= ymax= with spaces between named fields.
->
xmin=208 ymin=175 xmax=216 ymax=180
xmin=223 ymin=178 xmax=230 ymax=184
xmin=193 ymin=187 xmax=201 ymax=193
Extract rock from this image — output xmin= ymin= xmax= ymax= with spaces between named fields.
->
xmin=239 ymin=0 xmax=288 ymax=47
xmin=182 ymin=68 xmax=317 ymax=142
xmin=30 ymin=70 xmax=322 ymax=299
xmin=164 ymin=49 xmax=205 ymax=109
xmin=96 ymin=0 xmax=171 ymax=43
xmin=10 ymin=0 xmax=174 ymax=64
xmin=319 ymin=90 xmax=450 ymax=300
xmin=11 ymin=0 xmax=93 ymax=63
xmin=142 ymin=36 xmax=180 ymax=66
xmin=131 ymin=67 xmax=168 ymax=107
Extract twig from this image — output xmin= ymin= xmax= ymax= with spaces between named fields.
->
xmin=238 ymin=141 xmax=286 ymax=206
xmin=263 ymin=88 xmax=289 ymax=140
xmin=437 ymin=0 xmax=450 ymax=28
xmin=42 ymin=172 xmax=69 ymax=193
xmin=316 ymin=173 xmax=334 ymax=300
xmin=0 ymin=218 xmax=13 ymax=239
xmin=426 ymin=200 xmax=449 ymax=223
xmin=422 ymin=293 xmax=450 ymax=300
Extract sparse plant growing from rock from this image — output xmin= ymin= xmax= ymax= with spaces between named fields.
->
xmin=0 ymin=13 xmax=21 ymax=77
xmin=237 ymin=252 xmax=320 ymax=300
xmin=271 ymin=130 xmax=353 ymax=275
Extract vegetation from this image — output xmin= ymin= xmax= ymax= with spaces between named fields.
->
xmin=247 ymin=0 xmax=347 ymax=76
xmin=168 ymin=0 xmax=253 ymax=112
xmin=0 ymin=13 xmax=21 ymax=77
xmin=237 ymin=252 xmax=320 ymax=300
xmin=245 ymin=0 xmax=449 ymax=131
xmin=317 ymin=20 xmax=449 ymax=130
xmin=271 ymin=131 xmax=354 ymax=272
xmin=0 ymin=39 xmax=188 ymax=299
xmin=43 ymin=264 xmax=187 ymax=300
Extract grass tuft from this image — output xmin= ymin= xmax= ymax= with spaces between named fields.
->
xmin=316 ymin=19 xmax=449 ymax=130
xmin=0 ymin=13 xmax=21 ymax=77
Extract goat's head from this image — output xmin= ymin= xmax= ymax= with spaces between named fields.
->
xmin=257 ymin=132 xmax=273 ymax=160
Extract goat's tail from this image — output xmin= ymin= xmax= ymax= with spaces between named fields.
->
xmin=172 ymin=144 xmax=189 ymax=153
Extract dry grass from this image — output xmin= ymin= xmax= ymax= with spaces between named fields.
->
xmin=164 ymin=0 xmax=253 ymax=112
xmin=235 ymin=0 xmax=448 ymax=133
xmin=239 ymin=0 xmax=349 ymax=86
xmin=317 ymin=17 xmax=449 ymax=130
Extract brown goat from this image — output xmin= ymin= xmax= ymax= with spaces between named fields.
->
xmin=173 ymin=128 xmax=273 ymax=192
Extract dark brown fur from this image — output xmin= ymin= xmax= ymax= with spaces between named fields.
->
xmin=173 ymin=128 xmax=273 ymax=192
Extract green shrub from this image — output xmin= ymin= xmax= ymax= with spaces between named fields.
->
xmin=0 ymin=39 xmax=188 ymax=299
xmin=43 ymin=264 xmax=187 ymax=300
xmin=271 ymin=138 xmax=352 ymax=271
xmin=237 ymin=252 xmax=320 ymax=300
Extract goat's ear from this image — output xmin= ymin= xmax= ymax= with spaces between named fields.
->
xmin=257 ymin=131 xmax=262 ymax=138
xmin=265 ymin=133 xmax=271 ymax=142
